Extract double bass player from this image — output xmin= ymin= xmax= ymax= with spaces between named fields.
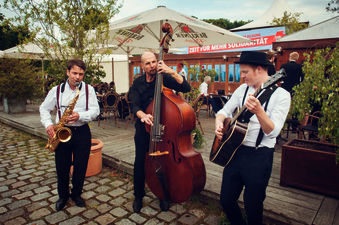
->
xmin=128 ymin=51 xmax=191 ymax=213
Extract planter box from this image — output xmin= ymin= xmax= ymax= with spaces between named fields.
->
xmin=3 ymin=97 xmax=26 ymax=113
xmin=281 ymin=139 xmax=339 ymax=198
xmin=70 ymin=139 xmax=103 ymax=177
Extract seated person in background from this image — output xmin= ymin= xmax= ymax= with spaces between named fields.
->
xmin=199 ymin=76 xmax=223 ymax=114
xmin=177 ymin=63 xmax=187 ymax=80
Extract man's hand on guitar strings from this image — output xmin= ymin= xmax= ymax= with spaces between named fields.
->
xmin=245 ymin=94 xmax=263 ymax=115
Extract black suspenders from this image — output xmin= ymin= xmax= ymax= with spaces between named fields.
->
xmin=240 ymin=85 xmax=278 ymax=147
xmin=56 ymin=82 xmax=89 ymax=119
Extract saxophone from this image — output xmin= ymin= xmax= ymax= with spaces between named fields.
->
xmin=45 ymin=85 xmax=80 ymax=152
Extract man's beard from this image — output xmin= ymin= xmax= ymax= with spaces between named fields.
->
xmin=149 ymin=69 xmax=157 ymax=76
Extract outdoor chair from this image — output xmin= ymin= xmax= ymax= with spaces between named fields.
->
xmin=282 ymin=117 xmax=300 ymax=139
xmin=119 ymin=92 xmax=135 ymax=129
xmin=298 ymin=111 xmax=320 ymax=141
xmin=198 ymin=95 xmax=211 ymax=118
xmin=98 ymin=91 xmax=120 ymax=128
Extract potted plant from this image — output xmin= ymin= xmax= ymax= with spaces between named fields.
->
xmin=183 ymin=87 xmax=205 ymax=149
xmin=280 ymin=44 xmax=339 ymax=197
xmin=0 ymin=57 xmax=44 ymax=113
xmin=188 ymin=64 xmax=217 ymax=83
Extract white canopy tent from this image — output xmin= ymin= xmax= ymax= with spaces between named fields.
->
xmin=231 ymin=0 xmax=306 ymax=31
xmin=275 ymin=16 xmax=339 ymax=42
xmin=1 ymin=42 xmax=45 ymax=59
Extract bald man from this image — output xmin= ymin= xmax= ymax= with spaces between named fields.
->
xmin=280 ymin=51 xmax=304 ymax=94
xmin=128 ymin=52 xmax=191 ymax=213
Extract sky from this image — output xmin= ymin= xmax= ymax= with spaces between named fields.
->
xmin=112 ymin=0 xmax=335 ymax=26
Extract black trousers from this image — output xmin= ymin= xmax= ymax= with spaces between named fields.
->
xmin=133 ymin=119 xmax=149 ymax=199
xmin=220 ymin=145 xmax=274 ymax=225
xmin=55 ymin=124 xmax=91 ymax=199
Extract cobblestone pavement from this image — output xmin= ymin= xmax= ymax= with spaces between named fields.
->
xmin=0 ymin=122 xmax=224 ymax=225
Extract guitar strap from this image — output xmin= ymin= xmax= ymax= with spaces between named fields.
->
xmin=238 ymin=85 xmax=278 ymax=147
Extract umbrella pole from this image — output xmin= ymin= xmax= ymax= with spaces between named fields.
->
xmin=112 ymin=57 xmax=114 ymax=83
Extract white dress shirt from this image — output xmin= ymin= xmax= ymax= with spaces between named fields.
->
xmin=179 ymin=69 xmax=187 ymax=80
xmin=217 ymin=83 xmax=291 ymax=148
xmin=199 ymin=82 xmax=208 ymax=96
xmin=40 ymin=81 xmax=100 ymax=128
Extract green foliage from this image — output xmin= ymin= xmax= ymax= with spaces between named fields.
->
xmin=183 ymin=87 xmax=202 ymax=104
xmin=43 ymin=60 xmax=106 ymax=91
xmin=271 ymin=11 xmax=307 ymax=35
xmin=219 ymin=213 xmax=231 ymax=225
xmin=0 ymin=10 xmax=30 ymax=50
xmin=326 ymin=0 xmax=339 ymax=13
xmin=85 ymin=63 xmax=106 ymax=85
xmin=188 ymin=64 xmax=217 ymax=83
xmin=0 ymin=58 xmax=44 ymax=100
xmin=290 ymin=44 xmax=339 ymax=150
xmin=183 ymin=87 xmax=205 ymax=149
xmin=203 ymin=18 xmax=252 ymax=30
xmin=4 ymin=0 xmax=121 ymax=83
xmin=192 ymin=127 xmax=204 ymax=149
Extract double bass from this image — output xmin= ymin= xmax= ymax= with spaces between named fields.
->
xmin=144 ymin=23 xmax=206 ymax=203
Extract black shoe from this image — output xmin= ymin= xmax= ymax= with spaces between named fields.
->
xmin=71 ymin=196 xmax=86 ymax=207
xmin=55 ymin=198 xmax=68 ymax=211
xmin=133 ymin=198 xmax=143 ymax=213
xmin=159 ymin=199 xmax=169 ymax=211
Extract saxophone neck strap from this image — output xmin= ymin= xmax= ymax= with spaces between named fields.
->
xmin=56 ymin=82 xmax=89 ymax=119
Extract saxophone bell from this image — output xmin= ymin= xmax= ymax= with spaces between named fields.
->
xmin=56 ymin=127 xmax=72 ymax=142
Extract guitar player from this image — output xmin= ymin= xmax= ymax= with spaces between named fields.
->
xmin=215 ymin=51 xmax=291 ymax=225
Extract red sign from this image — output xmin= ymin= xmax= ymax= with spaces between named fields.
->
xmin=188 ymin=28 xmax=285 ymax=54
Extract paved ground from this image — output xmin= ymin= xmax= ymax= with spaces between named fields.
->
xmin=0 ymin=122 xmax=225 ymax=225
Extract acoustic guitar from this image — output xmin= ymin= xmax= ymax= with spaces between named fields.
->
xmin=209 ymin=70 xmax=286 ymax=167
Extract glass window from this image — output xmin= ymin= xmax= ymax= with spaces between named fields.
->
xmin=215 ymin=64 xmax=220 ymax=82
xmin=134 ymin=66 xmax=140 ymax=75
xmin=207 ymin=64 xmax=212 ymax=71
xmin=228 ymin=64 xmax=234 ymax=83
xmin=221 ymin=64 xmax=226 ymax=82
xmin=235 ymin=64 xmax=240 ymax=83
xmin=184 ymin=65 xmax=188 ymax=75
xmin=190 ymin=65 xmax=195 ymax=82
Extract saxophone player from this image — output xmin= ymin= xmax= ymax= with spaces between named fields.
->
xmin=40 ymin=59 xmax=100 ymax=211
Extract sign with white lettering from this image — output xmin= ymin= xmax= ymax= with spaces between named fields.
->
xmin=186 ymin=26 xmax=285 ymax=54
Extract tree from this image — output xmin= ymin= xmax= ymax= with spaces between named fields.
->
xmin=290 ymin=44 xmax=339 ymax=154
xmin=203 ymin=18 xmax=251 ymax=30
xmin=4 ymin=0 xmax=121 ymax=86
xmin=0 ymin=57 xmax=44 ymax=100
xmin=326 ymin=0 xmax=339 ymax=13
xmin=271 ymin=11 xmax=307 ymax=35
xmin=188 ymin=64 xmax=217 ymax=83
xmin=0 ymin=11 xmax=30 ymax=50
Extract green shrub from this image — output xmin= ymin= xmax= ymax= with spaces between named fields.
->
xmin=290 ymin=43 xmax=339 ymax=160
xmin=0 ymin=58 xmax=44 ymax=100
